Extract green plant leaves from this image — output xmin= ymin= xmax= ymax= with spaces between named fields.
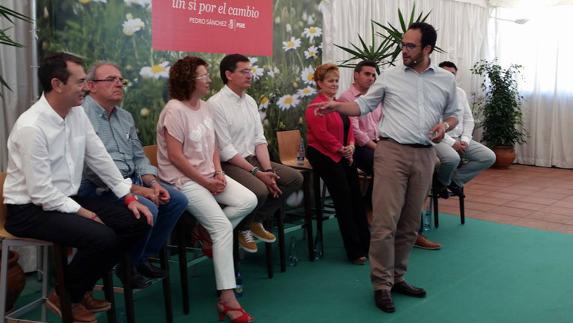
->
xmin=471 ymin=59 xmax=527 ymax=147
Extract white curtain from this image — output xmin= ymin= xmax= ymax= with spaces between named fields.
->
xmin=320 ymin=0 xmax=489 ymax=100
xmin=490 ymin=6 xmax=573 ymax=168
xmin=0 ymin=0 xmax=38 ymax=171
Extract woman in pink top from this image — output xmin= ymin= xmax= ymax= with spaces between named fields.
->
xmin=305 ymin=63 xmax=370 ymax=265
xmin=157 ymin=56 xmax=257 ymax=323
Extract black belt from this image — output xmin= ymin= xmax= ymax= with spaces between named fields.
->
xmin=378 ymin=137 xmax=432 ymax=148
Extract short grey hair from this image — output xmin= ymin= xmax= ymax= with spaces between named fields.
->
xmin=86 ymin=61 xmax=122 ymax=81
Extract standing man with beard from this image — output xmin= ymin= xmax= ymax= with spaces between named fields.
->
xmin=315 ymin=22 xmax=459 ymax=313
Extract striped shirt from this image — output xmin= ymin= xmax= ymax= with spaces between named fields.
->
xmin=356 ymin=63 xmax=459 ymax=145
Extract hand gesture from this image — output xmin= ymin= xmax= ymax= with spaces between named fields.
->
xmin=126 ymin=200 xmax=154 ymax=226
xmin=152 ymin=183 xmax=170 ymax=205
xmin=429 ymin=123 xmax=447 ymax=143
xmin=138 ymin=186 xmax=160 ymax=206
xmin=205 ymin=177 xmax=226 ymax=195
xmin=309 ymin=100 xmax=336 ymax=116
xmin=256 ymin=171 xmax=282 ymax=198
xmin=452 ymin=141 xmax=465 ymax=153
xmin=78 ymin=207 xmax=103 ymax=224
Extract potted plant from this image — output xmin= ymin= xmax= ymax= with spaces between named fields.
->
xmin=471 ymin=59 xmax=527 ymax=168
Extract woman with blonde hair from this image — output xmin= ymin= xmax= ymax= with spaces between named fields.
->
xmin=305 ymin=63 xmax=370 ymax=265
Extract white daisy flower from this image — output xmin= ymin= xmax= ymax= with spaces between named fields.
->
xmin=140 ymin=107 xmax=150 ymax=117
xmin=122 ymin=14 xmax=145 ymax=36
xmin=249 ymin=57 xmax=258 ymax=65
xmin=250 ymin=65 xmax=264 ymax=81
xmin=267 ymin=66 xmax=280 ymax=78
xmin=304 ymin=46 xmax=319 ymax=59
xmin=297 ymin=86 xmax=316 ymax=97
xmin=139 ymin=62 xmax=170 ymax=79
xmin=300 ymin=66 xmax=315 ymax=85
xmin=286 ymin=23 xmax=292 ymax=33
xmin=259 ymin=96 xmax=270 ymax=110
xmin=302 ymin=26 xmax=322 ymax=41
xmin=282 ymin=37 xmax=301 ymax=52
xmin=277 ymin=94 xmax=300 ymax=111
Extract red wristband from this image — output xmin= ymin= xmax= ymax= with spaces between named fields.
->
xmin=123 ymin=194 xmax=138 ymax=207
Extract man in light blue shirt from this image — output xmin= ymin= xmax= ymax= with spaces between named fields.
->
xmin=79 ymin=62 xmax=188 ymax=289
xmin=316 ymin=22 xmax=459 ymax=313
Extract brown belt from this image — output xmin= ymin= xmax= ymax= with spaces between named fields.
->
xmin=378 ymin=137 xmax=432 ymax=148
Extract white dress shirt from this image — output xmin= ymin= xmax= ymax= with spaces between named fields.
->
xmin=3 ymin=94 xmax=131 ymax=213
xmin=208 ymin=85 xmax=267 ymax=161
xmin=356 ymin=63 xmax=459 ymax=145
xmin=441 ymin=87 xmax=475 ymax=146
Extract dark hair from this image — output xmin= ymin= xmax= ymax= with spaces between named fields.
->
xmin=314 ymin=63 xmax=339 ymax=90
xmin=408 ymin=22 xmax=437 ymax=53
xmin=354 ymin=60 xmax=378 ymax=74
xmin=38 ymin=52 xmax=84 ymax=93
xmin=438 ymin=61 xmax=458 ymax=71
xmin=168 ymin=56 xmax=208 ymax=101
xmin=219 ymin=54 xmax=250 ymax=84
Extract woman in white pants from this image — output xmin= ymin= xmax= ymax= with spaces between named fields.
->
xmin=157 ymin=56 xmax=257 ymax=323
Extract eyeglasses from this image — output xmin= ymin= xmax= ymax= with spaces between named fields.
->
xmin=92 ymin=76 xmax=129 ymax=86
xmin=399 ymin=42 xmax=422 ymax=51
xmin=236 ymin=69 xmax=252 ymax=76
xmin=195 ymin=74 xmax=211 ymax=81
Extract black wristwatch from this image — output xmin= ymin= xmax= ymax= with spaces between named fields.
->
xmin=250 ymin=166 xmax=260 ymax=175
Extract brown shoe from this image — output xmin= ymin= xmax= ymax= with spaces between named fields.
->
xmin=82 ymin=292 xmax=111 ymax=313
xmin=414 ymin=234 xmax=442 ymax=250
xmin=47 ymin=291 xmax=97 ymax=323
xmin=249 ymin=222 xmax=276 ymax=243
xmin=238 ymin=230 xmax=258 ymax=253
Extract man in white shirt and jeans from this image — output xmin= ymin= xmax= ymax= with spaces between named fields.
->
xmin=3 ymin=52 xmax=152 ymax=323
xmin=209 ymin=54 xmax=303 ymax=253
xmin=435 ymin=61 xmax=496 ymax=197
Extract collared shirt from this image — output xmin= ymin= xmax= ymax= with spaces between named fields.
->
xmin=442 ymin=87 xmax=475 ymax=146
xmin=339 ymin=84 xmax=383 ymax=146
xmin=208 ymin=85 xmax=267 ymax=162
xmin=356 ymin=63 xmax=459 ymax=145
xmin=3 ymin=94 xmax=130 ymax=213
xmin=82 ymin=95 xmax=156 ymax=188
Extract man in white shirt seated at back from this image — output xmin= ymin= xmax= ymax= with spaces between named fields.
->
xmin=435 ymin=61 xmax=496 ymax=197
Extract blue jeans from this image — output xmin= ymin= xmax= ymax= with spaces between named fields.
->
xmin=78 ymin=178 xmax=188 ymax=265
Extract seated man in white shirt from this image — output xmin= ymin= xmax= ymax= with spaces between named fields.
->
xmin=208 ymin=54 xmax=303 ymax=253
xmin=435 ymin=61 xmax=496 ymax=197
xmin=2 ymin=52 xmax=152 ymax=323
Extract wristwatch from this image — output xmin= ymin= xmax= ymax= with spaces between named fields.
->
xmin=443 ymin=122 xmax=450 ymax=131
xmin=250 ymin=166 xmax=260 ymax=176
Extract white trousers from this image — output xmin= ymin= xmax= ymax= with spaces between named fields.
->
xmin=179 ymin=175 xmax=257 ymax=290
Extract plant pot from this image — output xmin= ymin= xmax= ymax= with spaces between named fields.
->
xmin=2 ymin=250 xmax=26 ymax=311
xmin=492 ymin=146 xmax=515 ymax=169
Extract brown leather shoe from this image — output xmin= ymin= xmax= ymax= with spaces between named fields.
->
xmin=47 ymin=291 xmax=97 ymax=323
xmin=414 ymin=234 xmax=442 ymax=250
xmin=82 ymin=292 xmax=111 ymax=313
xmin=374 ymin=289 xmax=395 ymax=313
xmin=351 ymin=256 xmax=367 ymax=265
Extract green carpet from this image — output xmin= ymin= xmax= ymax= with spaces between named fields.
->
xmin=14 ymin=214 xmax=573 ymax=322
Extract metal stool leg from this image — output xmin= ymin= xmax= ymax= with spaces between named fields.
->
xmin=302 ymin=171 xmax=315 ymax=261
xmin=160 ymin=247 xmax=173 ymax=323
xmin=177 ymin=225 xmax=190 ymax=314
xmin=53 ymin=244 xmax=73 ymax=323
xmin=121 ymin=255 xmax=136 ymax=323
xmin=277 ymin=206 xmax=286 ymax=273
xmin=103 ymin=270 xmax=117 ymax=323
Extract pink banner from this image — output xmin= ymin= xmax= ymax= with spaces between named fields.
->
xmin=152 ymin=0 xmax=273 ymax=56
